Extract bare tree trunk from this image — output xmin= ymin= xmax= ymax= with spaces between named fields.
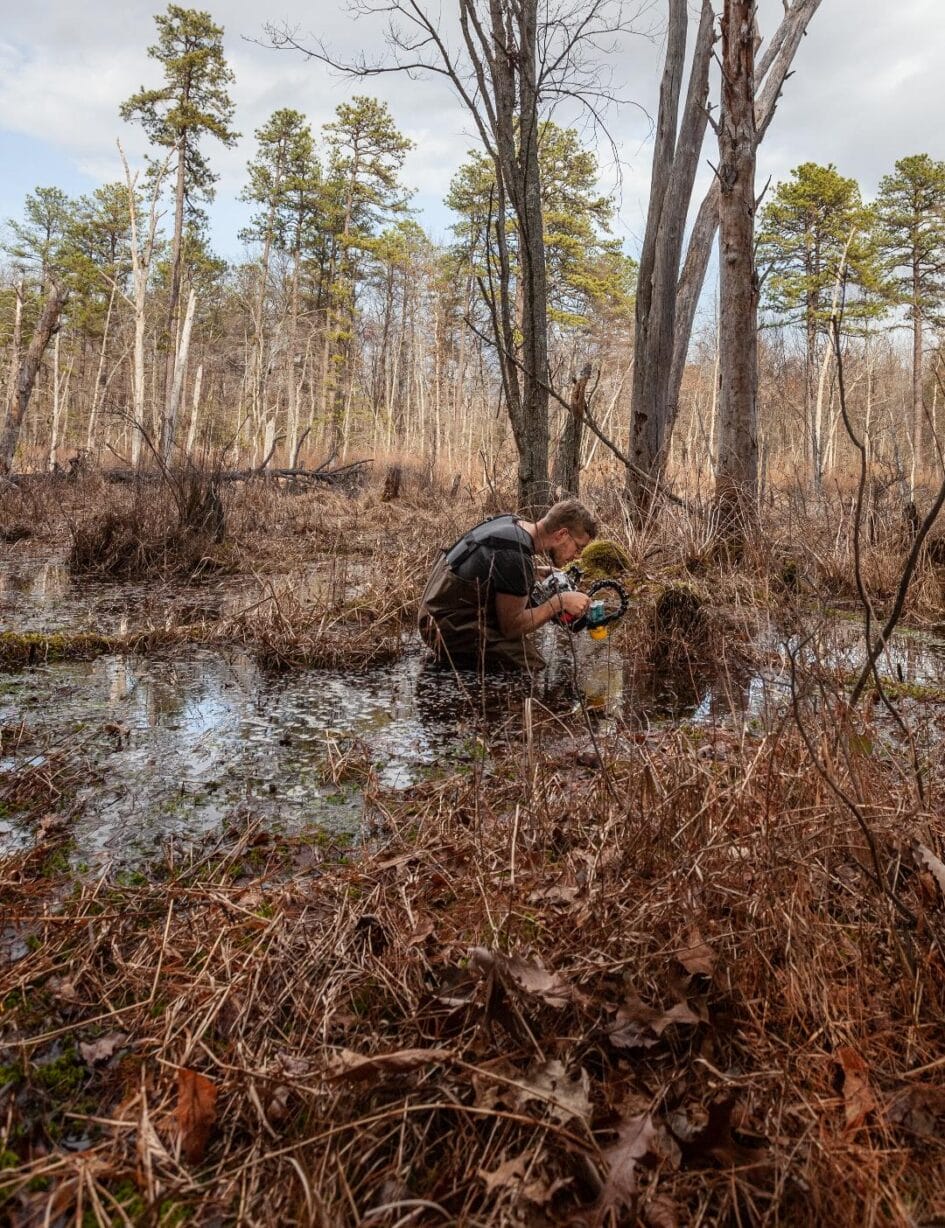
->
xmin=0 ymin=282 xmax=69 ymax=474
xmin=912 ymin=295 xmax=924 ymax=485
xmin=626 ymin=0 xmax=714 ymax=515
xmin=118 ymin=142 xmax=171 ymax=470
xmin=186 ymin=361 xmax=204 ymax=457
xmin=4 ymin=280 xmax=23 ymax=417
xmin=714 ymin=0 xmax=759 ymax=534
xmin=631 ymin=0 xmax=823 ymax=513
xmin=86 ymin=282 xmax=117 ymax=454
xmin=48 ymin=329 xmax=62 ymax=471
xmin=162 ymin=135 xmax=187 ymax=424
xmin=162 ymin=286 xmax=197 ymax=463
xmin=551 ymin=363 xmax=591 ymax=496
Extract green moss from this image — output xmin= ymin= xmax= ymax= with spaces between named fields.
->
xmin=115 ymin=869 xmax=148 ymax=888
xmin=0 ymin=1064 xmax=23 ymax=1090
xmin=39 ymin=845 xmax=72 ymax=879
xmin=159 ymin=1202 xmax=191 ymax=1227
xmin=33 ymin=1047 xmax=85 ymax=1097
xmin=579 ymin=538 xmax=632 ymax=580
xmin=0 ymin=1149 xmax=18 ymax=1171
xmin=0 ymin=630 xmax=115 ymax=669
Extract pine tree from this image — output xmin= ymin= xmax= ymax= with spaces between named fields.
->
xmin=758 ymin=162 xmax=882 ymax=484
xmin=120 ymin=5 xmax=237 ymax=459
xmin=322 ymin=97 xmax=413 ymax=448
xmin=875 ymin=154 xmax=945 ymax=479
xmin=241 ymin=109 xmax=322 ymax=457
xmin=446 ymin=123 xmax=633 ymax=332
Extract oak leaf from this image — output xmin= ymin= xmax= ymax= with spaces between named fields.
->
xmin=327 ymin=1047 xmax=451 ymax=1083
xmin=596 ymin=1114 xmax=662 ymax=1216
xmin=176 ymin=1068 xmax=217 ymax=1164
xmin=676 ymin=928 xmax=716 ymax=977
xmin=836 ymin=1047 xmax=877 ymax=1132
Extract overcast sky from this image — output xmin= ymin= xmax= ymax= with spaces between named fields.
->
xmin=0 ymin=0 xmax=941 ymax=263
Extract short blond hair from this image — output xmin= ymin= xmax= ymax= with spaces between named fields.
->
xmin=542 ymin=498 xmax=598 ymax=539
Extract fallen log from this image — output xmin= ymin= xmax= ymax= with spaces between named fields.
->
xmin=2 ymin=458 xmax=373 ymax=487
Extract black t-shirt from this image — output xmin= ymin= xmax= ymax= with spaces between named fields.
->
xmin=446 ymin=514 xmax=535 ymax=597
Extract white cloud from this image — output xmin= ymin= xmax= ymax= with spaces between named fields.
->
xmin=0 ymin=0 xmax=943 ymax=259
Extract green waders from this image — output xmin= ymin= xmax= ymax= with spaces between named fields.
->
xmin=417 ymin=552 xmax=546 ymax=673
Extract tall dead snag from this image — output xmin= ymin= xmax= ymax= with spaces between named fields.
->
xmin=552 ymin=363 xmax=592 ymax=496
xmin=627 ymin=0 xmax=822 ymax=517
xmin=626 ymin=0 xmax=715 ymax=516
xmin=714 ymin=0 xmax=759 ymax=534
xmin=0 ymin=281 xmax=69 ymax=474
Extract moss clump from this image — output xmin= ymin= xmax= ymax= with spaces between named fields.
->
xmin=0 ymin=630 xmax=113 ymax=669
xmin=33 ymin=1047 xmax=86 ymax=1097
xmin=579 ymin=538 xmax=632 ymax=580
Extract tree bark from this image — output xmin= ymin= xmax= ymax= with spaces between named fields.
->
xmin=714 ymin=0 xmax=759 ymax=534
xmin=912 ymin=272 xmax=924 ymax=484
xmin=162 ymin=131 xmax=188 ymax=431
xmin=4 ymin=280 xmax=23 ymax=419
xmin=626 ymin=0 xmax=714 ymax=515
xmin=552 ymin=362 xmax=591 ymax=496
xmin=0 ymin=283 xmax=69 ymax=474
xmin=629 ymin=0 xmax=823 ymax=515
xmin=162 ymin=286 xmax=197 ymax=462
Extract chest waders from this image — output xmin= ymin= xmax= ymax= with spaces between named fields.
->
xmin=418 ymin=531 xmax=545 ymax=673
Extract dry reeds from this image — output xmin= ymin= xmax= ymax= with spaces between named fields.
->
xmin=2 ymin=691 xmax=945 ymax=1225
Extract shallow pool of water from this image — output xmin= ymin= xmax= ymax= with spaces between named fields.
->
xmin=4 ymin=553 xmax=945 ymax=867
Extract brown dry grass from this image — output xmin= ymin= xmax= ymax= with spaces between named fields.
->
xmin=2 ymin=694 xmax=945 ymax=1226
xmin=2 ymin=464 xmax=945 ymax=1224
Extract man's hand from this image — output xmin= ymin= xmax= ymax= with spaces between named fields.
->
xmin=557 ymin=591 xmax=590 ymax=621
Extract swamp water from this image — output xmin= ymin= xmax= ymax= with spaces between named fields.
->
xmin=3 ymin=554 xmax=945 ymax=867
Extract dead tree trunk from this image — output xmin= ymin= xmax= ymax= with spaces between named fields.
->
xmin=625 ymin=0 xmax=715 ymax=516
xmin=714 ymin=0 xmax=759 ymax=534
xmin=382 ymin=463 xmax=403 ymax=501
xmin=552 ymin=363 xmax=592 ymax=496
xmin=627 ymin=0 xmax=822 ymax=517
xmin=0 ymin=283 xmax=69 ymax=475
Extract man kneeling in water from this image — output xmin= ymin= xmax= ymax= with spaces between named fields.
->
xmin=418 ymin=498 xmax=598 ymax=672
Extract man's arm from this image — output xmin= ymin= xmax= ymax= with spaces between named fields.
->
xmin=495 ymin=590 xmax=590 ymax=639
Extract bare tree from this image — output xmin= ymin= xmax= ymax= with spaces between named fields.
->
xmin=627 ymin=0 xmax=822 ymax=515
xmin=713 ymin=0 xmax=759 ymax=531
xmin=118 ymin=142 xmax=173 ymax=470
xmin=268 ymin=0 xmax=640 ymax=514
xmin=551 ymin=362 xmax=592 ymax=496
xmin=0 ymin=280 xmax=70 ymax=474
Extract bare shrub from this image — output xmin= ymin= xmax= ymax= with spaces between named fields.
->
xmin=67 ymin=469 xmax=232 ymax=580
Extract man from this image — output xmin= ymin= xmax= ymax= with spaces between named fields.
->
xmin=418 ymin=498 xmax=598 ymax=671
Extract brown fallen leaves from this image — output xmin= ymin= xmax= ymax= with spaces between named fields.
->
xmin=326 ymin=1046 xmax=453 ymax=1083
xmin=176 ymin=1068 xmax=218 ymax=1164
xmin=470 ymin=946 xmax=576 ymax=1009
xmin=608 ymin=996 xmax=703 ymax=1052
xmin=836 ymin=1047 xmax=878 ymax=1132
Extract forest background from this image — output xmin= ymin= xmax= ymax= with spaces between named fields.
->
xmin=1 ymin=0 xmax=944 ymax=511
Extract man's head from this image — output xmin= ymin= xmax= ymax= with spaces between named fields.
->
xmin=537 ymin=499 xmax=599 ymax=567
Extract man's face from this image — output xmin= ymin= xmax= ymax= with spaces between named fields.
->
xmin=548 ymin=526 xmax=591 ymax=568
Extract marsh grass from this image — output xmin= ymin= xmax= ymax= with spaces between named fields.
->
xmin=2 ymin=693 xmax=944 ymax=1225
xmin=3 ymin=466 xmax=945 ymax=1222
